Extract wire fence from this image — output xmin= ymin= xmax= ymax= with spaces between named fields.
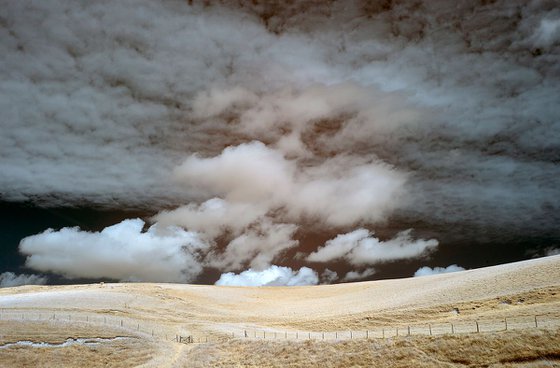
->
xmin=0 ymin=309 xmax=176 ymax=343
xmin=1 ymin=309 xmax=559 ymax=345
xmin=225 ymin=315 xmax=560 ymax=342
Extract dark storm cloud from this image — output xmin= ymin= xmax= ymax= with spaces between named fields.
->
xmin=3 ymin=0 xmax=559 ymax=284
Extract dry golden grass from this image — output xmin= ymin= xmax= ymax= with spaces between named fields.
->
xmin=0 ymin=321 xmax=158 ymax=368
xmin=0 ymin=256 xmax=559 ymax=367
xmin=0 ymin=320 xmax=129 ymax=344
xmin=0 ymin=339 xmax=154 ymax=368
xmin=268 ymin=285 xmax=560 ymax=332
xmin=187 ymin=329 xmax=560 ymax=367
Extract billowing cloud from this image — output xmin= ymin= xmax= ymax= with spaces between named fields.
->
xmin=208 ymin=220 xmax=299 ymax=271
xmin=19 ymin=219 xmax=207 ymax=283
xmin=215 ymin=265 xmax=319 ymax=287
xmin=320 ymin=268 xmax=339 ymax=284
xmin=153 ymin=198 xmax=268 ymax=240
xmin=307 ymin=229 xmax=438 ymax=265
xmin=342 ymin=268 xmax=376 ymax=282
xmin=174 ymin=142 xmax=296 ymax=203
xmin=173 ymin=141 xmax=406 ymax=227
xmin=414 ymin=265 xmax=466 ymax=277
xmin=0 ymin=272 xmax=47 ymax=288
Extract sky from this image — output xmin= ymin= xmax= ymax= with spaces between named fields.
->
xmin=0 ymin=0 xmax=559 ymax=287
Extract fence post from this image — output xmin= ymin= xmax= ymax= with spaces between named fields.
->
xmin=451 ymin=323 xmax=454 ymax=334
xmin=382 ymin=328 xmax=385 ymax=338
xmin=535 ymin=316 xmax=538 ymax=328
xmin=264 ymin=331 xmax=266 ymax=339
xmin=407 ymin=326 xmax=410 ymax=336
xmin=322 ymin=332 xmax=324 ymax=340
xmin=335 ymin=332 xmax=337 ymax=340
xmin=121 ymin=319 xmax=123 ymax=327
xmin=137 ymin=323 xmax=140 ymax=330
xmin=476 ymin=321 xmax=479 ymax=333
xmin=366 ymin=330 xmax=369 ymax=339
xmin=429 ymin=324 xmax=432 ymax=336
xmin=504 ymin=318 xmax=508 ymax=331
xmin=350 ymin=331 xmax=353 ymax=339
xmin=308 ymin=332 xmax=311 ymax=340
xmin=396 ymin=327 xmax=398 ymax=337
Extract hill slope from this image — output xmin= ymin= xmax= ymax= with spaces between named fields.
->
xmin=1 ymin=255 xmax=559 ymax=367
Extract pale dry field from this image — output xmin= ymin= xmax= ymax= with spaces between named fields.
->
xmin=0 ymin=255 xmax=559 ymax=367
xmin=187 ymin=329 xmax=560 ymax=367
xmin=0 ymin=320 xmax=158 ymax=368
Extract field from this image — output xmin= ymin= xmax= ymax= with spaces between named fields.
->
xmin=187 ymin=330 xmax=560 ymax=367
xmin=0 ymin=255 xmax=559 ymax=367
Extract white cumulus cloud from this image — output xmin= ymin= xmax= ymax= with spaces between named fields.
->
xmin=320 ymin=268 xmax=339 ymax=284
xmin=307 ymin=229 xmax=438 ymax=265
xmin=173 ymin=141 xmax=406 ymax=227
xmin=342 ymin=268 xmax=376 ymax=282
xmin=19 ymin=219 xmax=208 ymax=283
xmin=215 ymin=265 xmax=319 ymax=287
xmin=414 ymin=264 xmax=466 ymax=277
xmin=153 ymin=198 xmax=268 ymax=241
xmin=208 ymin=220 xmax=299 ymax=271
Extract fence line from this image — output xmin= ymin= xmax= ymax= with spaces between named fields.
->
xmin=166 ymin=314 xmax=560 ymax=343
xmin=0 ymin=309 xmax=558 ymax=345
xmin=0 ymin=309 xmax=176 ymax=343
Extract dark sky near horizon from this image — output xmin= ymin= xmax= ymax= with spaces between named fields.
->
xmin=1 ymin=0 xmax=559 ymax=286
xmin=1 ymin=200 xmax=558 ymax=285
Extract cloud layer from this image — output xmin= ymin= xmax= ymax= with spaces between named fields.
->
xmin=4 ymin=0 xmax=560 ymax=283
xmin=2 ymin=0 xmax=558 ymax=224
